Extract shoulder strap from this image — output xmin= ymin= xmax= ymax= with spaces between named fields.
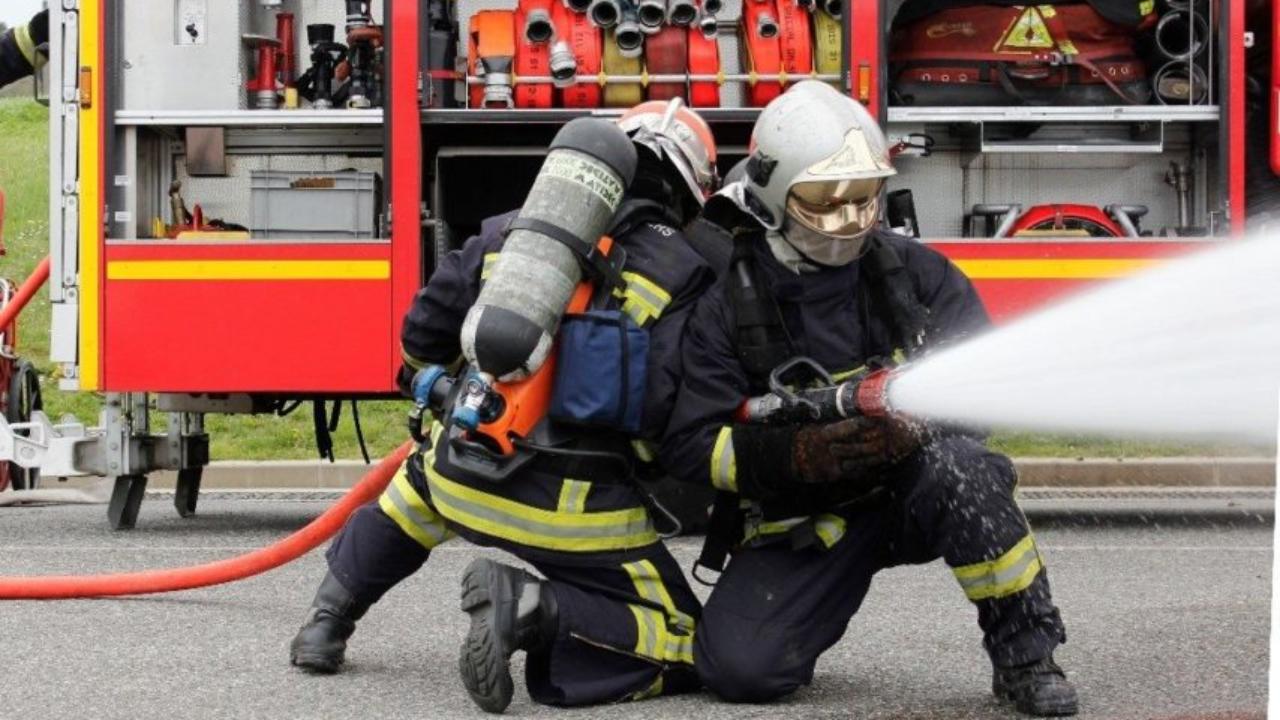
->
xmin=504 ymin=216 xmax=627 ymax=292
xmin=727 ymin=232 xmax=795 ymax=387
xmin=861 ymin=234 xmax=930 ymax=354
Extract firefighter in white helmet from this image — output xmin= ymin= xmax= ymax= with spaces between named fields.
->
xmin=661 ymin=81 xmax=1078 ymax=717
xmin=289 ymin=100 xmax=717 ymax=714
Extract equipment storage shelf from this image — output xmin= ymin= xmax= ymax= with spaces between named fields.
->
xmin=65 ymin=0 xmax=422 ymax=395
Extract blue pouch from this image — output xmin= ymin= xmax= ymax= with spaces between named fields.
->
xmin=550 ymin=310 xmax=648 ymax=434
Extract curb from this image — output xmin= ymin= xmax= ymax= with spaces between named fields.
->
xmin=134 ymin=456 xmax=1277 ymax=491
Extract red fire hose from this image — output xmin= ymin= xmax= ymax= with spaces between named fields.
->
xmin=0 ymin=256 xmax=50 ymax=333
xmin=0 ymin=441 xmax=412 ymax=599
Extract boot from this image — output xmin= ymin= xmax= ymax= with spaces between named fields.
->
xmin=458 ymin=558 xmax=559 ymax=714
xmin=289 ymin=572 xmax=371 ymax=674
xmin=993 ymin=656 xmax=1079 ymax=717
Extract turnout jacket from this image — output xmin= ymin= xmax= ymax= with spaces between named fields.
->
xmin=399 ymin=205 xmax=714 ymax=559
xmin=0 ymin=11 xmax=47 ymax=89
xmin=660 ymin=229 xmax=990 ymax=525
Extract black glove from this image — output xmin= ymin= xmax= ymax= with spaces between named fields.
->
xmin=792 ymin=416 xmax=923 ymax=484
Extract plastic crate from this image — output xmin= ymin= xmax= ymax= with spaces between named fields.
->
xmin=249 ymin=170 xmax=382 ymax=240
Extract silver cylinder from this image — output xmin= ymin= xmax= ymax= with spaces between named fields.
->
xmin=461 ymin=120 xmax=638 ymax=382
xmin=638 ymin=0 xmax=667 ymax=29
xmin=1155 ymin=10 xmax=1209 ymax=60
xmin=820 ymin=0 xmax=841 ymax=19
xmin=697 ymin=10 xmax=718 ymax=37
xmin=1153 ymin=60 xmax=1209 ymax=104
xmin=703 ymin=0 xmax=724 ymax=15
xmin=524 ymin=8 xmax=555 ymax=43
xmin=667 ymin=0 xmax=699 ymax=26
xmin=588 ymin=0 xmax=624 ymax=28
xmin=549 ymin=40 xmax=579 ymax=88
xmin=756 ymin=12 xmax=779 ymax=38
xmin=616 ymin=4 xmax=645 ymax=57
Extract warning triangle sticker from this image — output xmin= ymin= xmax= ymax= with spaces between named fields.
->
xmin=994 ymin=7 xmax=1056 ymax=53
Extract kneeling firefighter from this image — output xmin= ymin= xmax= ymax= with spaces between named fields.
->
xmin=290 ymin=101 xmax=718 ymax=714
xmin=660 ymin=81 xmax=1078 ymax=717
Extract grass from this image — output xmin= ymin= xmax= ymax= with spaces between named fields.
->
xmin=0 ymin=99 xmax=1266 ymax=461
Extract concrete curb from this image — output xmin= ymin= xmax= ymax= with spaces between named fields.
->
xmin=134 ymin=456 xmax=1276 ymax=490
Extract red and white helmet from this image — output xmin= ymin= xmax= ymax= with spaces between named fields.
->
xmin=617 ymin=98 xmax=718 ymax=204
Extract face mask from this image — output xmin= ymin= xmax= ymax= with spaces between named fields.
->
xmin=779 ymin=216 xmax=873 ymax=268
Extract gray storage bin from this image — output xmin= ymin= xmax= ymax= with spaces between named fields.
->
xmin=250 ymin=170 xmax=382 ymax=240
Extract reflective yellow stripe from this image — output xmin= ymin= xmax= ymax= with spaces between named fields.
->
xmin=401 ymin=347 xmax=429 ymax=372
xmin=378 ymin=468 xmax=454 ymax=550
xmin=813 ymin=513 xmax=847 ymax=549
xmin=710 ymin=427 xmax=737 ymax=493
xmin=953 ymin=258 xmax=1156 ymax=280
xmin=615 ymin=271 xmax=672 ymax=327
xmin=557 ymin=479 xmax=592 ymax=514
xmin=742 ymin=516 xmax=806 ymax=544
xmin=953 ymin=534 xmax=1043 ymax=601
xmin=629 ymin=604 xmax=694 ymax=665
xmin=107 ymin=260 xmax=391 ymax=281
xmin=79 ymin=0 xmax=105 ymax=390
xmin=425 ymin=460 xmax=658 ymax=552
xmin=480 ymin=253 xmax=500 ymax=281
xmin=623 ymin=560 xmax=695 ymax=634
xmin=832 ymin=365 xmax=868 ymax=382
xmin=14 ymin=23 xmax=37 ymax=66
xmin=631 ymin=440 xmax=657 ymax=463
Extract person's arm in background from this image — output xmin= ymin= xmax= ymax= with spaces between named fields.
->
xmin=0 ymin=10 xmax=48 ymax=90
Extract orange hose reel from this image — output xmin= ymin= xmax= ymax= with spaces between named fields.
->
xmin=776 ymin=0 xmax=813 ymax=79
xmin=515 ymin=0 xmax=554 ymax=108
xmin=740 ymin=0 xmax=783 ymax=106
xmin=555 ymin=1 xmax=603 ymax=108
xmin=469 ymin=11 xmax=517 ymax=108
xmin=688 ymin=27 xmax=721 ymax=107
xmin=646 ymin=26 xmax=689 ymax=101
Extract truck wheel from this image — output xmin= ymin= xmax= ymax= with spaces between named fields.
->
xmin=6 ymin=360 xmax=41 ymax=491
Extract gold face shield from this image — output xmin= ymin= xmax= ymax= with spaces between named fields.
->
xmin=785 ymin=178 xmax=885 ymax=239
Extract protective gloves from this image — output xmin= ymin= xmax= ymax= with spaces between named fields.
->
xmin=792 ymin=415 xmax=923 ymax=484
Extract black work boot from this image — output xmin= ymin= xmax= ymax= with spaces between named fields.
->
xmin=289 ymin=572 xmax=371 ymax=674
xmin=993 ymin=656 xmax=1079 ymax=717
xmin=458 ymin=558 xmax=559 ymax=714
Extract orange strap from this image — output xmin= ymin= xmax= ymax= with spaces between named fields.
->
xmin=646 ymin=26 xmax=689 ymax=101
xmin=776 ymin=0 xmax=812 ymax=81
xmin=740 ymin=0 xmax=782 ymax=106
xmin=687 ymin=28 xmax=721 ymax=107
xmin=469 ymin=11 xmax=517 ymax=108
xmin=555 ymin=2 xmax=603 ymax=108
xmin=515 ymin=0 xmax=554 ymax=108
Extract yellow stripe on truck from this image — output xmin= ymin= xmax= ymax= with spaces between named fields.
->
xmin=106 ymin=260 xmax=391 ymax=281
xmin=79 ymin=0 xmax=104 ymax=390
xmin=954 ymin=258 xmax=1157 ymax=280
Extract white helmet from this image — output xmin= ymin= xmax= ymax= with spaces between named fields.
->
xmin=741 ymin=81 xmax=895 ymax=264
xmin=617 ymin=98 xmax=719 ymax=205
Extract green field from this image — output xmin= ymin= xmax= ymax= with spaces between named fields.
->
xmin=0 ymin=100 xmax=1256 ymax=461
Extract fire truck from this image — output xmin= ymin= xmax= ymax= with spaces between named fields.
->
xmin=0 ymin=0 xmax=1262 ymax=528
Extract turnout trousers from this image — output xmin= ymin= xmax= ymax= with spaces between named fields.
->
xmin=695 ymin=434 xmax=1067 ymax=703
xmin=326 ymin=453 xmax=701 ymax=707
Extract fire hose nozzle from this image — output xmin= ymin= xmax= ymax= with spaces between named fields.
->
xmin=667 ymin=0 xmax=699 ymax=26
xmin=637 ymin=0 xmax=667 ymax=30
xmin=589 ymin=0 xmax=624 ymax=28
xmin=736 ymin=358 xmax=900 ymax=424
xmin=615 ymin=6 xmax=645 ymax=57
xmin=820 ymin=0 xmax=842 ymax=18
xmin=549 ymin=40 xmax=579 ymax=87
xmin=697 ymin=10 xmax=719 ymax=37
xmin=852 ymin=368 xmax=894 ymax=418
xmin=524 ymin=8 xmax=556 ymax=43
xmin=702 ymin=0 xmax=724 ymax=15
xmin=755 ymin=12 xmax=779 ymax=39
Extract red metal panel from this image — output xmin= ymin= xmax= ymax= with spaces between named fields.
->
xmin=848 ymin=0 xmax=880 ymax=116
xmin=102 ymin=244 xmax=394 ymax=392
xmin=389 ymin=0 xmax=423 ymax=384
xmin=1230 ymin=0 xmax=1246 ymax=231
xmin=929 ymin=239 xmax=1206 ymax=323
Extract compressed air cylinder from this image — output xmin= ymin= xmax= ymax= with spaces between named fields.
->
xmin=460 ymin=119 xmax=638 ymax=382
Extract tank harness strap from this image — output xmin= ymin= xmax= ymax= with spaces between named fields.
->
xmin=861 ymin=234 xmax=930 ymax=354
xmin=504 ymin=216 xmax=627 ymax=292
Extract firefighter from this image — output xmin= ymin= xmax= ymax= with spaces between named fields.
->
xmin=289 ymin=100 xmax=717 ymax=714
xmin=0 ymin=9 xmax=47 ymax=89
xmin=660 ymin=81 xmax=1078 ymax=717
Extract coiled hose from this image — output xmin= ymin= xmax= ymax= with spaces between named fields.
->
xmin=0 ymin=441 xmax=412 ymax=600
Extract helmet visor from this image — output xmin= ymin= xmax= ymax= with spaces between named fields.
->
xmin=786 ymin=179 xmax=884 ymax=239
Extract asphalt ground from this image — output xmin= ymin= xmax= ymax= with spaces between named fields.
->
xmin=0 ymin=498 xmax=1272 ymax=720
